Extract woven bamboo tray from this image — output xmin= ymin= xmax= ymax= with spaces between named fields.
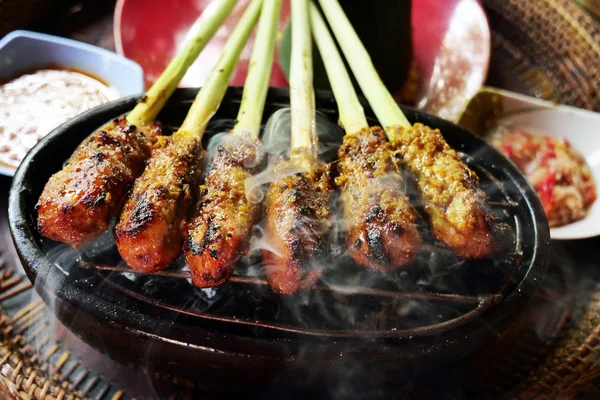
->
xmin=1 ymin=0 xmax=600 ymax=398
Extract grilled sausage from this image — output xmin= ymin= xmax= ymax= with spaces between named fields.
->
xmin=36 ymin=117 xmax=161 ymax=247
xmin=262 ymin=163 xmax=333 ymax=294
xmin=185 ymin=135 xmax=263 ymax=287
xmin=114 ymin=135 xmax=204 ymax=272
xmin=336 ymin=127 xmax=422 ymax=271
xmin=393 ymin=123 xmax=494 ymax=258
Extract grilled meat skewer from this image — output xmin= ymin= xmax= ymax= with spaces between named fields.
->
xmin=392 ymin=123 xmax=493 ymax=258
xmin=310 ymin=3 xmax=421 ymax=271
xmin=319 ymin=0 xmax=495 ymax=259
xmin=37 ymin=118 xmax=160 ymax=247
xmin=36 ymin=0 xmax=239 ymax=248
xmin=336 ymin=128 xmax=422 ymax=270
xmin=115 ymin=135 xmax=203 ymax=271
xmin=185 ymin=135 xmax=263 ymax=286
xmin=262 ymin=0 xmax=333 ymax=294
xmin=115 ymin=0 xmax=263 ymax=272
xmin=263 ymin=164 xmax=332 ymax=294
xmin=184 ymin=0 xmax=282 ymax=287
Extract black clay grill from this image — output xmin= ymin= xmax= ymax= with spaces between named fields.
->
xmin=8 ymin=88 xmax=550 ymax=383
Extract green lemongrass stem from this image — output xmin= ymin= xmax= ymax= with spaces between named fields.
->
xmin=126 ymin=0 xmax=238 ymax=126
xmin=177 ymin=0 xmax=263 ymax=138
xmin=308 ymin=2 xmax=367 ymax=134
xmin=317 ymin=0 xmax=411 ymax=142
xmin=232 ymin=0 xmax=283 ymax=138
xmin=289 ymin=0 xmax=317 ymax=165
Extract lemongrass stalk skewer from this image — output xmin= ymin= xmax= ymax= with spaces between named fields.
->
xmin=261 ymin=0 xmax=333 ymax=294
xmin=232 ymin=0 xmax=282 ymax=138
xmin=317 ymin=0 xmax=495 ymax=259
xmin=308 ymin=2 xmax=367 ymax=133
xmin=184 ymin=0 xmax=282 ymax=287
xmin=289 ymin=0 xmax=318 ymax=168
xmin=317 ymin=0 xmax=410 ymax=140
xmin=115 ymin=0 xmax=263 ymax=272
xmin=309 ymin=2 xmax=421 ymax=270
xmin=127 ymin=0 xmax=239 ymax=126
xmin=36 ymin=0 xmax=239 ymax=248
xmin=177 ymin=0 xmax=263 ymax=138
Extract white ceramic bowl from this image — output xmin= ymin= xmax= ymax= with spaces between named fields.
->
xmin=459 ymin=88 xmax=600 ymax=240
xmin=0 ymin=30 xmax=145 ymax=176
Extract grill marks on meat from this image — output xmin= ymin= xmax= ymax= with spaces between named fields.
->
xmin=393 ymin=123 xmax=494 ymax=259
xmin=37 ymin=117 xmax=161 ymax=247
xmin=336 ymin=127 xmax=422 ymax=271
xmin=185 ymin=136 xmax=263 ymax=287
xmin=262 ymin=165 xmax=333 ymax=294
xmin=115 ymin=135 xmax=204 ymax=272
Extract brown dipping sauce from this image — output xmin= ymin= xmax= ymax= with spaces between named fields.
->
xmin=0 ymin=68 xmax=117 ymax=171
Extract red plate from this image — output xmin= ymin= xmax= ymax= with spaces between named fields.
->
xmin=114 ymin=0 xmax=490 ymax=120
xmin=114 ymin=0 xmax=289 ymax=88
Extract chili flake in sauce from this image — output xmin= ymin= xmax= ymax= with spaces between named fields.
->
xmin=492 ymin=127 xmax=596 ymax=227
xmin=0 ymin=68 xmax=117 ymax=170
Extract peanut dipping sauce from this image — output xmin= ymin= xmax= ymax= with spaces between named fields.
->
xmin=0 ymin=68 xmax=118 ymax=170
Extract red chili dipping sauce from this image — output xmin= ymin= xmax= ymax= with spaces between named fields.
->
xmin=0 ymin=68 xmax=117 ymax=171
xmin=492 ymin=127 xmax=597 ymax=227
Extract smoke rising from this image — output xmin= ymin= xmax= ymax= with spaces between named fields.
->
xmin=260 ymin=108 xmax=344 ymax=161
xmin=244 ymin=108 xmax=344 ymax=204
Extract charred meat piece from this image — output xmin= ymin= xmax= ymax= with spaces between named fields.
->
xmin=393 ymin=123 xmax=494 ymax=258
xmin=262 ymin=164 xmax=333 ymax=294
xmin=37 ymin=117 xmax=161 ymax=247
xmin=115 ymin=135 xmax=204 ymax=272
xmin=114 ymin=0 xmax=260 ymax=272
xmin=336 ymin=127 xmax=422 ymax=271
xmin=185 ymin=136 xmax=263 ymax=287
